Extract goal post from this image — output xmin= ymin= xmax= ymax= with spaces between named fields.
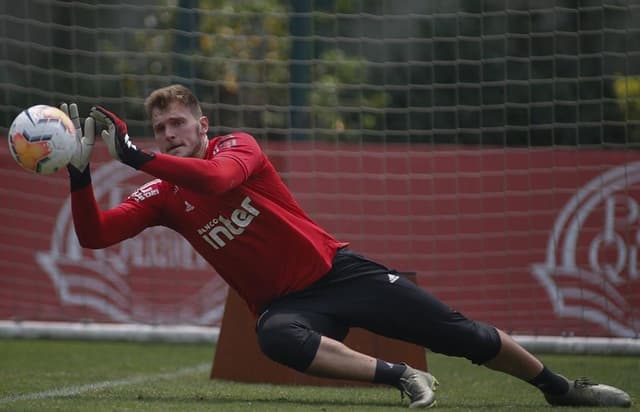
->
xmin=2 ymin=320 xmax=640 ymax=356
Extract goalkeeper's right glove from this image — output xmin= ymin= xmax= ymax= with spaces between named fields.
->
xmin=61 ymin=103 xmax=95 ymax=191
xmin=90 ymin=105 xmax=155 ymax=170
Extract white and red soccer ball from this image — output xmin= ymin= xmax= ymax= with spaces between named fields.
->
xmin=8 ymin=104 xmax=77 ymax=175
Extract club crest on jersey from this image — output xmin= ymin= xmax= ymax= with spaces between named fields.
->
xmin=198 ymin=196 xmax=260 ymax=250
xmin=212 ymin=135 xmax=238 ymax=155
xmin=129 ymin=179 xmax=161 ymax=202
xmin=531 ymin=162 xmax=640 ymax=337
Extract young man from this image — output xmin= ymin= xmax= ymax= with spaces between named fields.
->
xmin=62 ymin=84 xmax=631 ymax=408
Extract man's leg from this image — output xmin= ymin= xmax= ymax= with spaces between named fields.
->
xmin=306 ymin=328 xmax=631 ymax=409
xmin=257 ymin=248 xmax=630 ymax=407
xmin=305 ymin=335 xmax=376 ymax=380
xmin=256 ymin=309 xmax=438 ymax=408
xmin=297 ymin=273 xmax=631 ymax=408
xmin=482 ymin=329 xmax=571 ymax=396
xmin=305 ymin=328 xmax=542 ymax=383
xmin=476 ymin=328 xmax=631 ymax=407
xmin=306 ymin=335 xmax=438 ymax=408
xmin=483 ymin=328 xmax=543 ymax=380
xmin=257 ymin=310 xmax=406 ymax=383
xmin=305 ymin=329 xmax=542 ymax=383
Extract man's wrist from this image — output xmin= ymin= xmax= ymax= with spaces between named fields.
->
xmin=67 ymin=164 xmax=92 ymax=191
xmin=124 ymin=149 xmax=155 ymax=170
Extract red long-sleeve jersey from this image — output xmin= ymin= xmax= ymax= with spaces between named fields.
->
xmin=71 ymin=132 xmax=347 ymax=315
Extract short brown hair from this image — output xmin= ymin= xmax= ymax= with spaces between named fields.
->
xmin=144 ymin=84 xmax=203 ymax=118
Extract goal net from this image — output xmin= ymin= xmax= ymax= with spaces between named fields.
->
xmin=0 ymin=1 xmax=639 ymax=346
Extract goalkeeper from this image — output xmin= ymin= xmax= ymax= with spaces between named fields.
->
xmin=62 ymin=84 xmax=631 ymax=409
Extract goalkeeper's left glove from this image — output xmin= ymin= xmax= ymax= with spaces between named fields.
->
xmin=61 ymin=103 xmax=95 ymax=173
xmin=61 ymin=102 xmax=95 ymax=191
xmin=89 ymin=105 xmax=155 ymax=169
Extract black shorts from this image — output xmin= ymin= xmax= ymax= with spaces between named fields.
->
xmin=257 ymin=248 xmax=501 ymax=365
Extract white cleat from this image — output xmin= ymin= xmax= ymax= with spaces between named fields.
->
xmin=544 ymin=376 xmax=632 ymax=408
xmin=398 ymin=365 xmax=439 ymax=408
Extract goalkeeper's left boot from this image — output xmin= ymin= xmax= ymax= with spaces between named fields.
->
xmin=544 ymin=376 xmax=632 ymax=408
xmin=397 ymin=364 xmax=439 ymax=408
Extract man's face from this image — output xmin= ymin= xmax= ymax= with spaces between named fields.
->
xmin=151 ymin=101 xmax=209 ymax=158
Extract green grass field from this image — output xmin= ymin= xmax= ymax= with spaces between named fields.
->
xmin=0 ymin=338 xmax=637 ymax=411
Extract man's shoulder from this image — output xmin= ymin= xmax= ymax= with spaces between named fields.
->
xmin=208 ymin=132 xmax=260 ymax=155
xmin=210 ymin=131 xmax=256 ymax=143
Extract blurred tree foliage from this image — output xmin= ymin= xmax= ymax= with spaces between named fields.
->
xmin=89 ymin=0 xmax=387 ymax=140
xmin=613 ymin=75 xmax=640 ymax=141
xmin=99 ymin=0 xmax=291 ymax=138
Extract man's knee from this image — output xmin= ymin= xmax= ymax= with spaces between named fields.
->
xmin=430 ymin=316 xmax=501 ymax=365
xmin=256 ymin=313 xmax=321 ymax=372
xmin=458 ymin=320 xmax=501 ymax=364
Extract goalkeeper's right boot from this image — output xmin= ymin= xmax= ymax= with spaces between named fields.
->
xmin=397 ymin=364 xmax=439 ymax=408
xmin=544 ymin=376 xmax=632 ymax=408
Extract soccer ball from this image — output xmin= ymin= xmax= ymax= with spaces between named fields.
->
xmin=8 ymin=105 xmax=77 ymax=175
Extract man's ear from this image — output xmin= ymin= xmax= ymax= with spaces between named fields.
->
xmin=199 ymin=116 xmax=209 ymax=135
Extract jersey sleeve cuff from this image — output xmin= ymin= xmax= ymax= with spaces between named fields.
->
xmin=67 ymin=164 xmax=92 ymax=192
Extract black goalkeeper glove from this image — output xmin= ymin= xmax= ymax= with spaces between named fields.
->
xmin=89 ymin=105 xmax=155 ymax=169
